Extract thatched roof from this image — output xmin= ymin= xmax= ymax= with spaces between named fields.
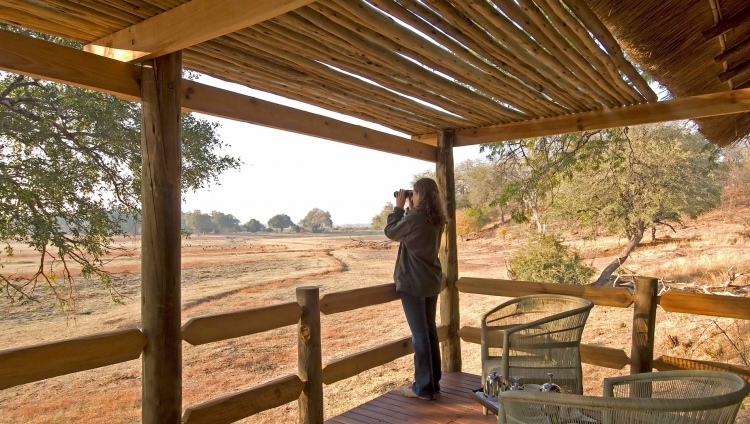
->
xmin=587 ymin=0 xmax=750 ymax=146
xmin=0 ymin=0 xmax=656 ymax=137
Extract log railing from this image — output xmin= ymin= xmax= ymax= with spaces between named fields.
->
xmin=2 ymin=277 xmax=750 ymax=423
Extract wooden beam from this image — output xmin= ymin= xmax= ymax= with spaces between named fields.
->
xmin=84 ymin=0 xmax=315 ymax=62
xmin=436 ymin=130 xmax=461 ymax=373
xmin=413 ymin=88 xmax=750 ymax=146
xmin=0 ymin=329 xmax=146 ymax=390
xmin=659 ymin=291 xmax=750 ymax=319
xmin=140 ymin=52 xmax=182 ymax=424
xmin=703 ymin=4 xmax=750 ymax=41
xmin=0 ymin=30 xmax=435 ymax=161
xmin=297 ymin=287 xmax=323 ymax=424
xmin=653 ymin=355 xmax=750 ymax=382
xmin=181 ymin=374 xmax=304 ymax=424
xmin=322 ymin=326 xmax=448 ymax=385
xmin=456 ymin=277 xmax=634 ymax=308
xmin=718 ymin=57 xmax=750 ymax=82
xmin=714 ymin=31 xmax=750 ymax=63
xmin=630 ymin=277 xmax=658 ymax=375
xmin=181 ymin=302 xmax=302 ymax=345
xmin=319 ymin=283 xmax=399 ymax=315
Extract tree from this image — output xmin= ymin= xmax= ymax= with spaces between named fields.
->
xmin=0 ymin=28 xmax=241 ymax=308
xmin=210 ymin=211 xmax=240 ymax=233
xmin=370 ymin=202 xmax=394 ymax=230
xmin=411 ymin=169 xmax=436 ymax=186
xmin=183 ymin=210 xmax=216 ymax=234
xmin=299 ymin=208 xmax=333 ymax=233
xmin=268 ymin=214 xmax=293 ymax=232
xmin=548 ymin=124 xmax=723 ymax=285
xmin=243 ymin=218 xmax=265 ymax=233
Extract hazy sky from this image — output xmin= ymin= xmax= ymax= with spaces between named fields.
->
xmin=183 ymin=75 xmax=486 ymax=226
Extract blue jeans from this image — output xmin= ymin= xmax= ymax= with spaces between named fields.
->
xmin=399 ymin=291 xmax=441 ymax=399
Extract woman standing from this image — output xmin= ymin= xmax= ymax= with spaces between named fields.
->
xmin=385 ymin=178 xmax=447 ymax=401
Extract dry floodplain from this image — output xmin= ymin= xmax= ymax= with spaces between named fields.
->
xmin=1 ymin=206 xmax=750 ymax=423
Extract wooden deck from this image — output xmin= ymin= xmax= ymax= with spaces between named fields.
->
xmin=326 ymin=372 xmax=496 ymax=424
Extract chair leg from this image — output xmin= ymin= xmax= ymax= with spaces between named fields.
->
xmin=483 ymin=406 xmax=488 ymax=415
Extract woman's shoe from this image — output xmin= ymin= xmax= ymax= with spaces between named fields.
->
xmin=400 ymin=385 xmax=434 ymax=401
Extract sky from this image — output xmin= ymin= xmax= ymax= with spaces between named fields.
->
xmin=183 ymin=74 xmax=486 ymax=226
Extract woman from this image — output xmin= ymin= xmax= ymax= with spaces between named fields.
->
xmin=385 ymin=178 xmax=447 ymax=401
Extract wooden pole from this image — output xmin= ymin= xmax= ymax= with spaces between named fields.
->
xmin=140 ymin=51 xmax=182 ymax=424
xmin=297 ymin=286 xmax=323 ymax=424
xmin=630 ymin=277 xmax=658 ymax=375
xmin=436 ymin=130 xmax=461 ymax=372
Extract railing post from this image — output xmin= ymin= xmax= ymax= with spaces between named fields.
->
xmin=140 ymin=52 xmax=182 ymax=423
xmin=297 ymin=286 xmax=323 ymax=424
xmin=630 ymin=277 xmax=658 ymax=375
xmin=436 ymin=130 xmax=461 ymax=372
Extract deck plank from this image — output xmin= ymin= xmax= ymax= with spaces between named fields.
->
xmin=327 ymin=372 xmax=496 ymax=424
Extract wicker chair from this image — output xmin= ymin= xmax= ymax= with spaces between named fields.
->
xmin=498 ymin=370 xmax=750 ymax=424
xmin=481 ymin=295 xmax=594 ymax=395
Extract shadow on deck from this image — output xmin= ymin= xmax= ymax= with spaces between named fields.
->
xmin=326 ymin=372 xmax=496 ymax=424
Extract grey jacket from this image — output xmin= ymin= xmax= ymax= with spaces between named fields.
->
xmin=384 ymin=207 xmax=443 ymax=297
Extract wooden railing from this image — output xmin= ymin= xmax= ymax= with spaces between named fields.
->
xmin=2 ymin=277 xmax=749 ymax=423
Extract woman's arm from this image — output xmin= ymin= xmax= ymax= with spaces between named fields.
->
xmin=384 ymin=207 xmax=414 ymax=242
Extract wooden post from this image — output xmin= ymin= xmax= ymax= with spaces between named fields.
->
xmin=140 ymin=52 xmax=182 ymax=424
xmin=436 ymin=130 xmax=461 ymax=372
xmin=297 ymin=286 xmax=323 ymax=424
xmin=630 ymin=277 xmax=658 ymax=375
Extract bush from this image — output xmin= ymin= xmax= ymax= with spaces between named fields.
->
xmin=508 ymin=234 xmax=595 ymax=285
xmin=465 ymin=206 xmax=491 ymax=228
xmin=455 ymin=210 xmax=476 ymax=240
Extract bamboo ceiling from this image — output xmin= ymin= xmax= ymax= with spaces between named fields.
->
xmin=0 ymin=0 xmax=657 ymax=137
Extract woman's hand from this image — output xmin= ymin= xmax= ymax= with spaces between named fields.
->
xmin=395 ymin=189 xmax=408 ymax=209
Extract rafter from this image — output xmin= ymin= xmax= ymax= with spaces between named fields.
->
xmin=412 ymin=88 xmax=750 ymax=146
xmin=1 ymin=30 xmax=435 ymax=162
xmin=83 ymin=0 xmax=315 ymax=62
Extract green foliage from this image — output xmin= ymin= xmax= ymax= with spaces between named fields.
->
xmin=210 ymin=211 xmax=240 ymax=233
xmin=508 ymin=234 xmax=595 ymax=285
xmin=183 ymin=210 xmax=216 ymax=234
xmin=465 ymin=206 xmax=491 ymax=228
xmin=299 ymin=208 xmax=333 ymax=232
xmin=242 ymin=218 xmax=265 ymax=233
xmin=268 ymin=214 xmax=293 ymax=232
xmin=370 ymin=202 xmax=394 ymax=230
xmin=411 ymin=169 xmax=436 ymax=186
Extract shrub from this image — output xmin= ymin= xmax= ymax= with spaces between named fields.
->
xmin=508 ymin=234 xmax=595 ymax=285
xmin=465 ymin=206 xmax=492 ymax=228
xmin=455 ymin=210 xmax=476 ymax=241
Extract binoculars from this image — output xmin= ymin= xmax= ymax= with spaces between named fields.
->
xmin=393 ymin=190 xmax=414 ymax=198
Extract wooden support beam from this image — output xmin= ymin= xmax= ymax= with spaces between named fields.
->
xmin=456 ymin=277 xmax=634 ymax=308
xmin=630 ymin=277 xmax=658 ymax=375
xmin=714 ymin=31 xmax=750 ymax=63
xmin=659 ymin=291 xmax=750 ymax=319
xmin=703 ymin=4 xmax=750 ymax=41
xmin=181 ymin=302 xmax=302 ymax=345
xmin=322 ymin=326 xmax=448 ymax=385
xmin=297 ymin=287 xmax=323 ymax=424
xmin=319 ymin=283 xmax=399 ymax=315
xmin=436 ymin=130 xmax=461 ymax=373
xmin=140 ymin=52 xmax=182 ymax=424
xmin=718 ymin=57 xmax=750 ymax=82
xmin=413 ymin=88 xmax=750 ymax=146
xmin=0 ymin=30 xmax=435 ymax=162
xmin=0 ymin=329 xmax=146 ymax=390
xmin=84 ymin=0 xmax=315 ymax=62
xmin=653 ymin=355 xmax=750 ymax=382
xmin=181 ymin=374 xmax=304 ymax=424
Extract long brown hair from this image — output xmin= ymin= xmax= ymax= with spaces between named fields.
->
xmin=413 ymin=178 xmax=447 ymax=226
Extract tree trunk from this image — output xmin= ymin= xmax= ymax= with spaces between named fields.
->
xmin=531 ymin=206 xmax=545 ymax=233
xmin=593 ymin=226 xmax=644 ymax=286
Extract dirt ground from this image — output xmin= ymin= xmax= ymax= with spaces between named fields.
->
xmin=1 ymin=208 xmax=750 ymax=423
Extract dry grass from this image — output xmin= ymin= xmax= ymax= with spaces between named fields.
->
xmin=1 ymin=208 xmax=750 ymax=423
